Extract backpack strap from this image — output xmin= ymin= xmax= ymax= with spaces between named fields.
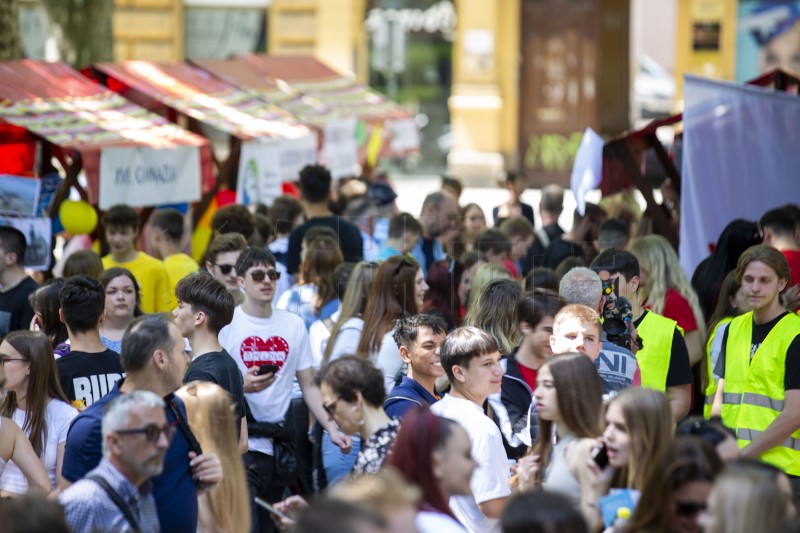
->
xmin=86 ymin=474 xmax=141 ymax=532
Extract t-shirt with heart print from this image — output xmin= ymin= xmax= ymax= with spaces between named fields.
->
xmin=219 ymin=306 xmax=312 ymax=456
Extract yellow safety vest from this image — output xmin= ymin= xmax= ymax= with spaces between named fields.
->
xmin=704 ymin=317 xmax=734 ymax=419
xmin=636 ymin=311 xmax=681 ymax=392
xmin=720 ymin=311 xmax=800 ymax=475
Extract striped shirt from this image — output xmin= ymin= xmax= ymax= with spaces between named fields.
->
xmin=59 ymin=457 xmax=160 ymax=533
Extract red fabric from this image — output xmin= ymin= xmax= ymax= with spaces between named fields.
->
xmin=660 ymin=288 xmax=698 ymax=333
xmin=782 ymin=250 xmax=800 ymax=288
xmin=502 ymin=258 xmax=520 ymax=279
xmin=516 ymin=362 xmax=538 ymax=392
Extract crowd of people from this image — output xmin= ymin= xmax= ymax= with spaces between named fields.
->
xmin=0 ymin=163 xmax=797 ymax=533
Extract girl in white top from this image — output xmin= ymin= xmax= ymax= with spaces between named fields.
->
xmin=518 ymin=353 xmax=604 ymax=529
xmin=0 ymin=331 xmax=78 ymax=496
xmin=357 ymin=255 xmax=428 ymax=392
xmin=314 ymin=261 xmax=379 ymax=368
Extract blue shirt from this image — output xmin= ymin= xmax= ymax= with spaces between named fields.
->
xmin=384 ymin=376 xmax=441 ymax=419
xmin=376 ymin=245 xmax=401 ymax=262
xmin=60 ymin=457 xmax=160 ymax=533
xmin=62 ymin=381 xmax=199 ymax=533
xmin=411 ymin=237 xmax=446 ymax=277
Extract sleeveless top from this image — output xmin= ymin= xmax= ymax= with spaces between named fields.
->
xmin=542 ymin=434 xmax=581 ymax=507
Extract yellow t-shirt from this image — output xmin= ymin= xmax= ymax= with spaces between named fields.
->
xmin=102 ymin=252 xmax=171 ymax=313
xmin=163 ymin=253 xmax=199 ymax=310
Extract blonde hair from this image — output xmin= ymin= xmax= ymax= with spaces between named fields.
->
xmin=175 ymin=382 xmax=250 ymax=533
xmin=630 ymin=235 xmax=706 ymax=334
xmin=329 ymin=468 xmax=421 ymax=515
xmin=707 ymin=460 xmax=793 ymax=533
xmin=609 ymin=389 xmax=673 ymax=491
xmin=465 ymin=278 xmax=522 ymax=356
xmin=467 ymin=262 xmax=512 ymax=308
xmin=552 ymin=304 xmax=602 ymax=339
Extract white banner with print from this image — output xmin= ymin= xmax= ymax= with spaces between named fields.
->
xmin=322 ymin=117 xmax=359 ymax=179
xmin=237 ymin=139 xmax=282 ymax=206
xmin=680 ymin=75 xmax=800 ymax=277
xmin=99 ymin=145 xmax=201 ymax=209
xmin=278 ymin=133 xmax=318 ymax=181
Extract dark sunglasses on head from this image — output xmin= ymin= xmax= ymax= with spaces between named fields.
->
xmin=116 ymin=422 xmax=176 ymax=443
xmin=393 ymin=253 xmax=415 ymax=277
xmin=213 ymin=263 xmax=236 ymax=276
xmin=250 ymin=269 xmax=281 ymax=282
xmin=675 ymin=501 xmax=707 ymax=517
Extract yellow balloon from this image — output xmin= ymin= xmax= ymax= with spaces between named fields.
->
xmin=59 ymin=200 xmax=98 ymax=235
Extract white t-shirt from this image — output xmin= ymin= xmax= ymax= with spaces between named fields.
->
xmin=374 ymin=327 xmax=407 ymax=393
xmin=219 ymin=306 xmax=312 ymax=456
xmin=416 ymin=511 xmax=468 ymax=533
xmin=0 ymin=399 xmax=78 ymax=493
xmin=431 ymin=395 xmax=511 ymax=533
xmin=326 ymin=317 xmax=364 ymax=363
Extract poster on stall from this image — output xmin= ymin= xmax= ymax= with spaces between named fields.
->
xmin=0 ymin=216 xmax=52 ymax=270
xmin=322 ymin=117 xmax=359 ymax=179
xmin=237 ymin=139 xmax=282 ymax=206
xmin=0 ymin=175 xmax=40 ymax=216
xmin=98 ymin=145 xmax=202 ymax=209
xmin=278 ymin=133 xmax=318 ymax=182
xmin=736 ymin=1 xmax=800 ymax=81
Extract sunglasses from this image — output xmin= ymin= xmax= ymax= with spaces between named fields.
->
xmin=116 ymin=423 xmax=176 ymax=443
xmin=213 ymin=263 xmax=236 ymax=276
xmin=250 ymin=269 xmax=281 ymax=282
xmin=393 ymin=253 xmax=415 ymax=277
xmin=675 ymin=500 xmax=707 ymax=517
xmin=323 ymin=397 xmax=341 ymax=417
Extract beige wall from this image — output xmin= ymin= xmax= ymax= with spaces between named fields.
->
xmin=448 ymin=0 xmax=519 ymax=185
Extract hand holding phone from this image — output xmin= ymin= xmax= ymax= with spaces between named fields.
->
xmin=591 ymin=443 xmax=609 ymax=469
xmin=258 ymin=364 xmax=280 ymax=376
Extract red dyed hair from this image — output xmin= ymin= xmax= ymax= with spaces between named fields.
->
xmin=422 ymin=259 xmax=464 ymax=328
xmin=385 ymin=407 xmax=458 ymax=519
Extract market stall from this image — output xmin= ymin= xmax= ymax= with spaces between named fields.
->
xmin=91 ymin=59 xmax=317 ymax=208
xmin=0 ymin=60 xmax=215 ymax=270
xmin=193 ymin=54 xmax=420 ymax=179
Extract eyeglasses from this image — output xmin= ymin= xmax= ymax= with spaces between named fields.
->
xmin=249 ymin=269 xmax=281 ymax=282
xmin=393 ymin=253 xmax=415 ymax=277
xmin=323 ymin=397 xmax=341 ymax=417
xmin=115 ymin=423 xmax=176 ymax=443
xmin=675 ymin=501 xmax=707 ymax=517
xmin=213 ymin=263 xmax=236 ymax=276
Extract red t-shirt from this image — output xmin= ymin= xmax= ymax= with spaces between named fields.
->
xmin=660 ymin=288 xmax=698 ymax=333
xmin=782 ymin=250 xmax=800 ymax=288
xmin=516 ymin=361 xmax=538 ymax=391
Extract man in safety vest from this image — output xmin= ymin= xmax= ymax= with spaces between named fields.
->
xmin=712 ymin=245 xmax=800 ymax=497
xmin=590 ymin=249 xmax=692 ymax=422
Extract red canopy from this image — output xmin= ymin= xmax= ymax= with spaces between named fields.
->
xmin=0 ymin=60 xmax=214 ymax=206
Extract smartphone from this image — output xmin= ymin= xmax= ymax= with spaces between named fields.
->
xmin=591 ymin=444 xmax=609 ymax=469
xmin=255 ymin=497 xmax=291 ymax=522
xmin=258 ymin=364 xmax=280 ymax=376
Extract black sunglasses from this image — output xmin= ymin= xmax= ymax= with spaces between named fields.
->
xmin=250 ymin=269 xmax=281 ymax=282
xmin=674 ymin=500 xmax=707 ymax=517
xmin=393 ymin=253 xmax=415 ymax=277
xmin=116 ymin=423 xmax=176 ymax=443
xmin=213 ymin=263 xmax=236 ymax=276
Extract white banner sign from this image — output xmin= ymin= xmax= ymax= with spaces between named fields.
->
xmin=323 ymin=117 xmax=359 ymax=179
xmin=237 ymin=139 xmax=282 ymax=206
xmin=99 ymin=145 xmax=201 ymax=209
xmin=388 ymin=118 xmax=420 ymax=152
xmin=278 ymin=133 xmax=318 ymax=181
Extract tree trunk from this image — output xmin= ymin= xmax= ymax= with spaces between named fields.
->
xmin=0 ymin=0 xmax=22 ymax=60
xmin=43 ymin=0 xmax=114 ymax=68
